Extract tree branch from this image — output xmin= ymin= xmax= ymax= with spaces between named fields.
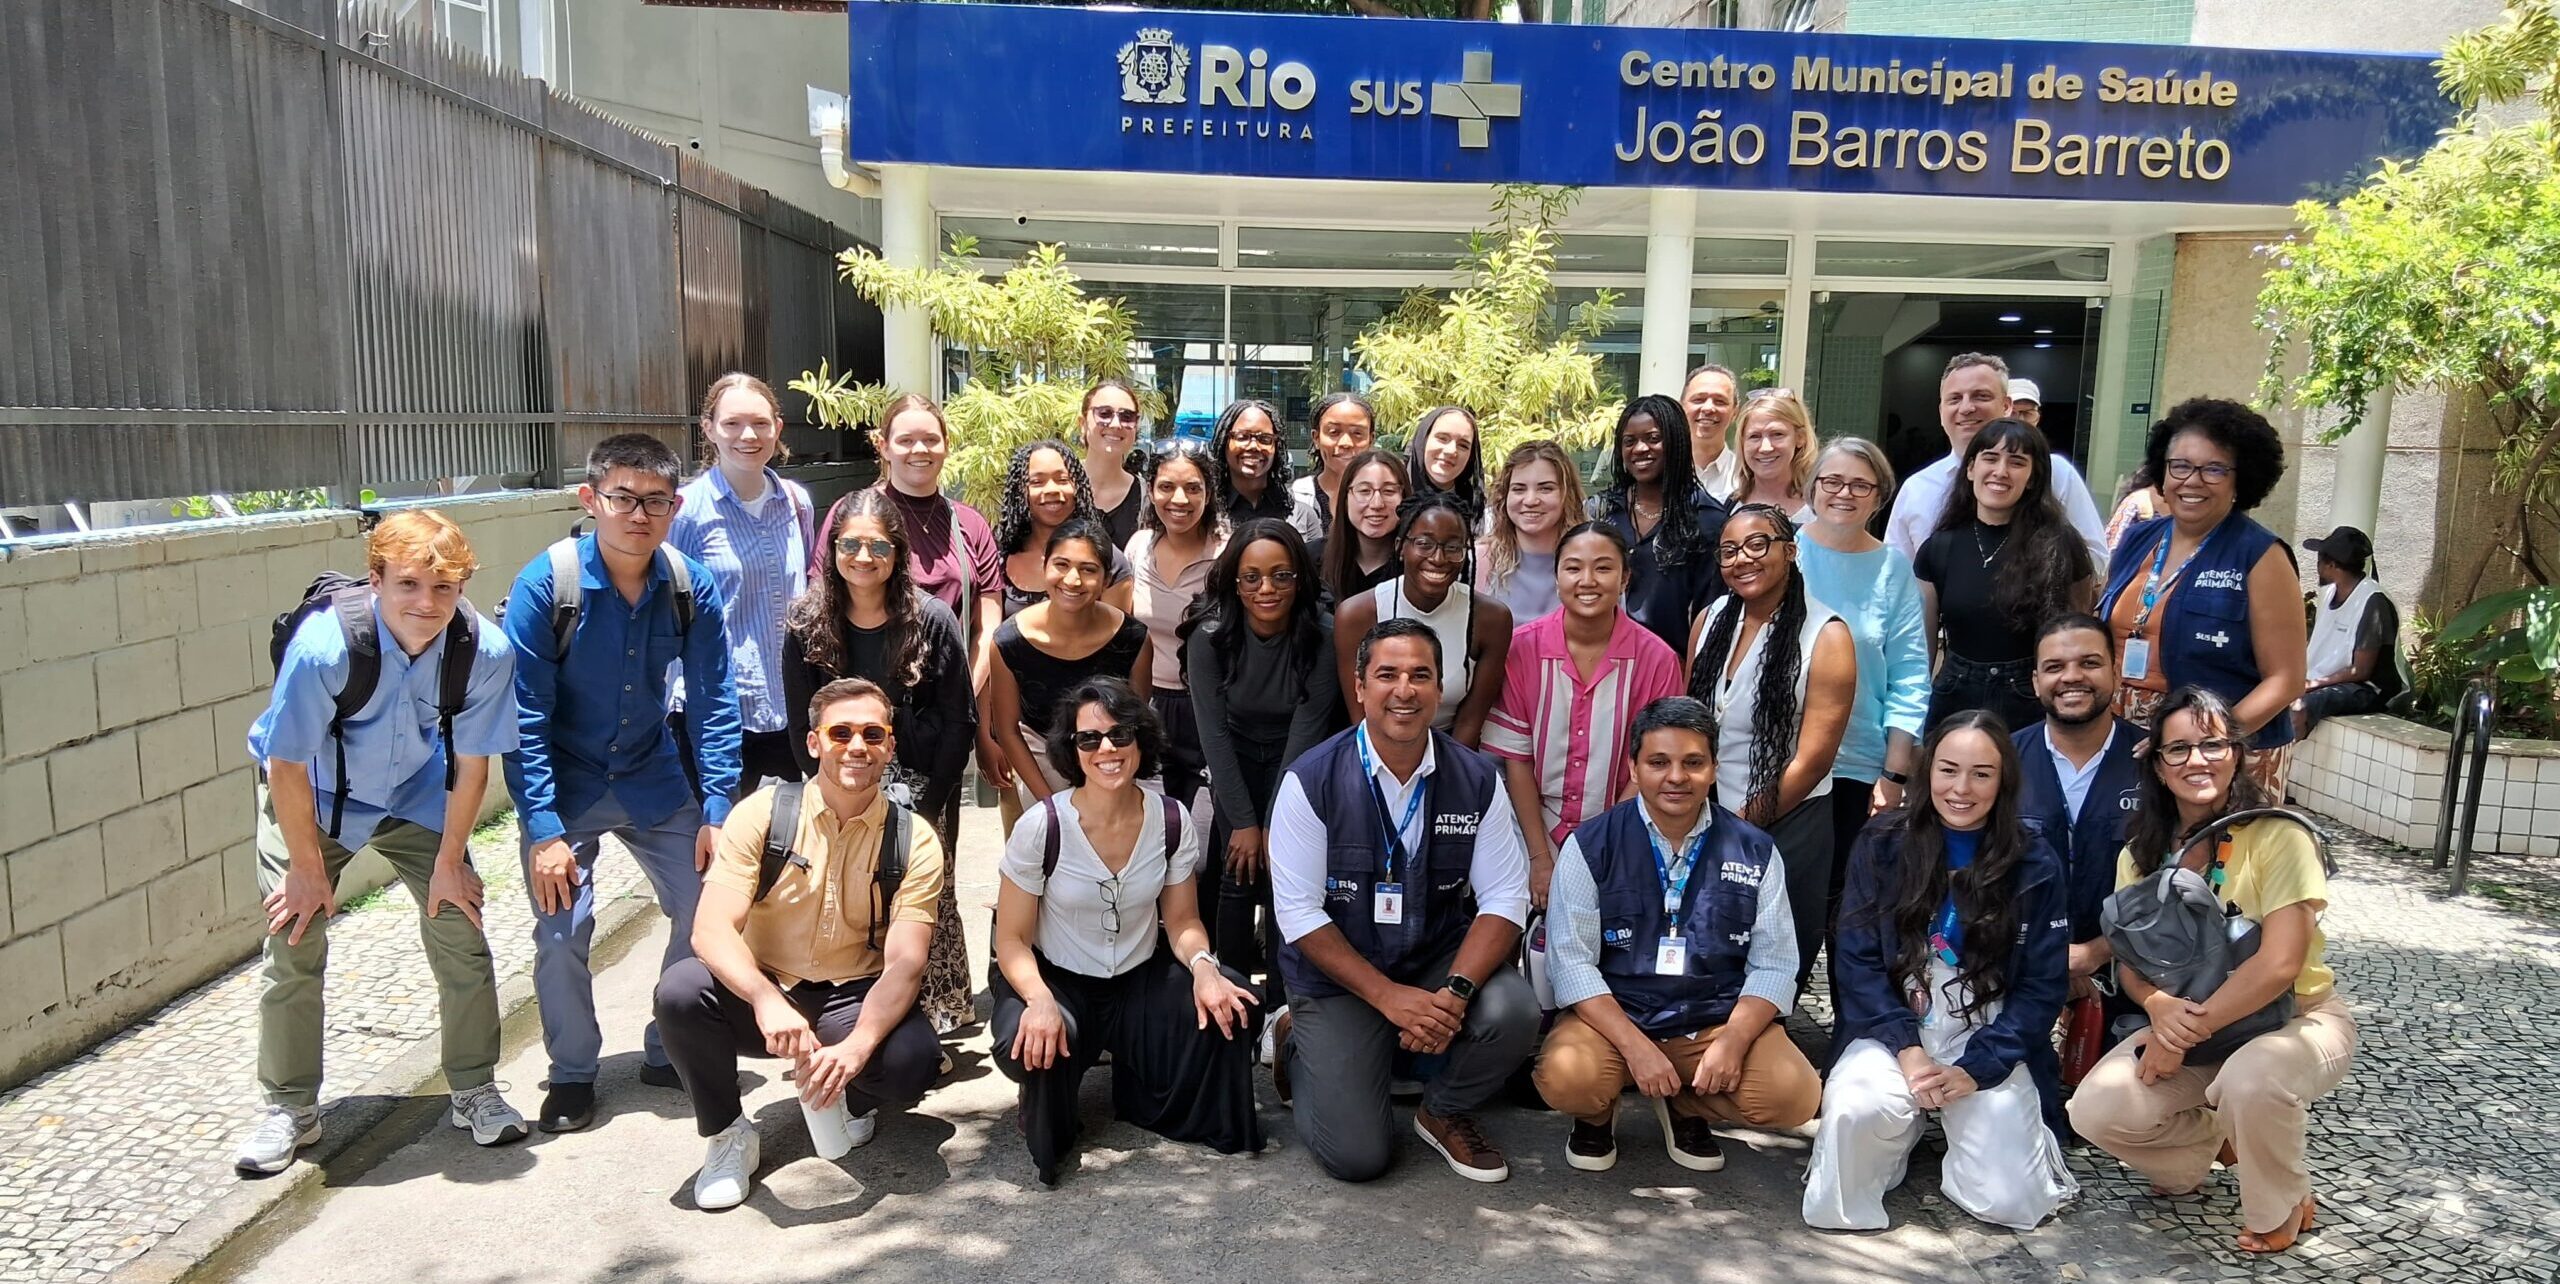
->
xmin=1343 ymin=0 xmax=1405 ymax=15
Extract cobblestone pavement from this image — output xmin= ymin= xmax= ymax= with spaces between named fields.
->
xmin=0 ymin=817 xmax=653 ymax=1284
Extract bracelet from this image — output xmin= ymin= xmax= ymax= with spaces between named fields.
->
xmin=1188 ymin=949 xmax=1219 ymax=973
xmin=1880 ymin=768 xmax=1910 ymax=786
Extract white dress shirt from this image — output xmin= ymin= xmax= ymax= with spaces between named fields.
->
xmin=2048 ymin=722 xmax=2124 ymax=823
xmin=1883 ymin=452 xmax=2108 ymax=570
xmin=1267 ymin=730 xmax=1533 ymax=944
xmin=1544 ymin=806 xmax=1800 ymax=1020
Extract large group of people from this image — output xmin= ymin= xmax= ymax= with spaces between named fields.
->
xmin=233 ymin=357 xmax=2377 ymax=1255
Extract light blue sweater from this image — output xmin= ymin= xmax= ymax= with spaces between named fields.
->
xmin=1797 ymin=537 xmax=1930 ymax=785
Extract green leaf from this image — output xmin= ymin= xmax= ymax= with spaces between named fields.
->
xmin=2443 ymin=584 xmax=2545 ymax=643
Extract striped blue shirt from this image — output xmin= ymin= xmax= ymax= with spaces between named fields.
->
xmin=670 ymin=467 xmax=813 ymax=734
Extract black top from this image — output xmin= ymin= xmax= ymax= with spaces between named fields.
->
xmin=999 ymin=541 xmax=1135 ymax=621
xmin=1186 ymin=615 xmax=1344 ymax=827
xmin=781 ymin=592 xmax=976 ymax=818
xmin=1595 ymin=487 xmax=1730 ymax=656
xmin=1226 ymin=484 xmax=1296 ymax=526
xmin=997 ymin=613 xmax=1151 ymax=741
xmin=1309 ymin=534 xmax=1401 ymax=608
xmin=1097 ymin=483 xmax=1145 ymax=550
xmin=1915 ymin=518 xmax=2035 ymax=663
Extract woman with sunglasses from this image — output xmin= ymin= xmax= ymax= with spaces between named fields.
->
xmin=1806 ymin=711 xmax=2076 ymax=1233
xmin=1125 ymin=439 xmax=1226 ymax=814
xmin=1595 ymin=394 xmax=1728 ymax=656
xmin=1180 ymin=519 xmax=1339 ymax=1007
xmin=2069 ymin=686 xmax=2352 ymax=1256
xmin=1407 ymin=405 xmax=1488 ymax=530
xmin=1078 ymin=379 xmax=1149 ymax=548
xmin=1686 ymin=503 xmax=1856 ymax=985
xmin=1211 ymin=399 xmax=1323 ymax=544
xmin=986 ymin=519 xmax=1152 ymax=826
xmin=996 ymin=439 xmax=1134 ymax=622
xmin=1730 ymin=390 xmax=1819 ymax=520
xmin=1475 ymin=439 xmax=1585 ymax=624
xmin=783 ymin=488 xmax=978 ymax=1036
xmin=1916 ymin=418 xmax=2095 ymax=735
xmin=1290 ymin=391 xmax=1377 ymax=534
xmin=1316 ymin=449 xmax=1410 ymax=606
xmin=992 ymin=679 xmax=1263 ymax=1187
xmin=2096 ymin=399 xmax=2305 ymax=795
xmin=1332 ymin=495 xmax=1512 ymax=747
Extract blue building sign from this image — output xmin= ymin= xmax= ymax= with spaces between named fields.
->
xmin=846 ymin=1 xmax=2447 ymax=205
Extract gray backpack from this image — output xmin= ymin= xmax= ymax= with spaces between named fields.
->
xmin=2101 ymin=808 xmax=2332 ymax=1064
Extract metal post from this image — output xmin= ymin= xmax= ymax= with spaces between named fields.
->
xmin=2436 ymin=676 xmax=2498 ymax=894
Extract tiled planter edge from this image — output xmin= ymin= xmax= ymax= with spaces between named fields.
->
xmin=2293 ymin=713 xmax=2560 ymax=858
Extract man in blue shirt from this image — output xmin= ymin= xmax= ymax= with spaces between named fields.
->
xmin=236 ymin=510 xmax=524 ymax=1175
xmin=505 ymin=433 xmax=744 ymax=1133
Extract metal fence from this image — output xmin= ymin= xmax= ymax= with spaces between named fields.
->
xmin=0 ymin=0 xmax=880 ymax=511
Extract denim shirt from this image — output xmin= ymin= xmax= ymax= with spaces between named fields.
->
xmin=502 ymin=535 xmax=742 ymax=844
xmin=668 ymin=467 xmax=812 ymax=734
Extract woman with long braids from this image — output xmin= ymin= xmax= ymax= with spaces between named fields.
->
xmin=996 ymin=439 xmax=1134 ymax=621
xmin=1596 ymin=394 xmax=1730 ymax=655
xmin=1915 ymin=418 xmax=2095 ymax=735
xmin=1078 ymin=378 xmax=1148 ymax=548
xmin=1475 ymin=439 xmax=1585 ymax=623
xmin=1806 ymin=710 xmax=2076 ymax=1233
xmin=1407 ymin=405 xmax=1488 ymax=529
xmin=1332 ymin=495 xmax=1512 ymax=746
xmin=2070 ymin=686 xmax=2352 ymax=1256
xmin=1316 ymin=449 xmax=1409 ymax=605
xmin=1125 ymin=438 xmax=1226 ymax=815
xmin=1181 ymin=519 xmax=1340 ymax=1009
xmin=1210 ymin=399 xmax=1322 ymax=543
xmin=1289 ymin=391 xmax=1377 ymax=534
xmin=782 ymin=489 xmax=977 ymax=1036
xmin=1684 ymin=503 xmax=1856 ymax=985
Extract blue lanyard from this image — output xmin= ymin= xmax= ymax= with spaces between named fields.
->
xmin=1649 ymin=824 xmax=1709 ymax=927
xmin=1355 ymin=725 xmax=1429 ymax=881
xmin=2132 ymin=529 xmax=2183 ymax=631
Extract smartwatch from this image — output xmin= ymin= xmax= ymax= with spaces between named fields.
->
xmin=1440 ymin=974 xmax=1478 ymax=1003
xmin=1880 ymin=768 xmax=1911 ymax=786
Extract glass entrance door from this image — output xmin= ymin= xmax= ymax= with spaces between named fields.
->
xmin=1803 ymin=291 xmax=2103 ymax=488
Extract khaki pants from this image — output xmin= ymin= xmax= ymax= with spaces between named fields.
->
xmin=2068 ymin=990 xmax=2357 ymax=1234
xmin=254 ymin=786 xmax=501 ymax=1108
xmin=1533 ymin=1009 xmax=1822 ymax=1129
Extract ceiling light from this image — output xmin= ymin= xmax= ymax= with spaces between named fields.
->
xmin=1998 ymin=313 xmax=2024 ymax=324
xmin=2033 ymin=328 xmax=2054 ymax=335
xmin=2033 ymin=341 xmax=2053 ymax=349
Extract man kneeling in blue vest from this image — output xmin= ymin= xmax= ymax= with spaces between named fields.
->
xmin=1268 ymin=618 xmax=1540 ymax=1183
xmin=1531 ymin=696 xmax=1822 ymax=1172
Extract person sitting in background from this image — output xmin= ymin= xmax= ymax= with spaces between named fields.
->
xmin=655 ymin=678 xmax=943 ymax=1210
xmin=2296 ymin=526 xmax=2402 ymax=735
xmin=1533 ymin=697 xmax=1822 ymax=1175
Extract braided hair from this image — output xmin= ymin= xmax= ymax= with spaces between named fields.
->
xmin=791 ymin=487 xmax=928 ymax=688
xmin=1683 ymin=503 xmax=1808 ymax=819
xmin=1210 ymin=399 xmax=1296 ymax=516
xmin=994 ymin=438 xmax=1103 ymax=556
xmin=1604 ymin=394 xmax=1708 ymax=568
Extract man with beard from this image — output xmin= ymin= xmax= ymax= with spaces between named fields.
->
xmin=2013 ymin=613 xmax=2142 ymax=1136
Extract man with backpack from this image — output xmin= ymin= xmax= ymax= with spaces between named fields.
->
xmin=505 ymin=433 xmax=744 ymax=1134
xmin=236 ymin=509 xmax=525 ymax=1174
xmin=653 ymin=677 xmax=944 ymax=1210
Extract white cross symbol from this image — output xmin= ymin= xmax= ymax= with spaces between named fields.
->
xmin=2199 ymin=630 xmax=2231 ymax=648
xmin=1431 ymin=50 xmax=1521 ymax=149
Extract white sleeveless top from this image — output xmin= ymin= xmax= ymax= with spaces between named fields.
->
xmin=1694 ymin=592 xmax=1843 ymax=814
xmin=1371 ymin=577 xmax=1476 ymax=731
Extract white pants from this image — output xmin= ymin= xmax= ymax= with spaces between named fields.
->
xmin=1803 ymin=963 xmax=2076 ymax=1231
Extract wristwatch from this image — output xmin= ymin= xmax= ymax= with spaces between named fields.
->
xmin=1880 ymin=768 xmax=1911 ymax=786
xmin=1440 ymin=974 xmax=1478 ymax=1003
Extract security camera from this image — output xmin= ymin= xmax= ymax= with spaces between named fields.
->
xmin=1015 ymin=213 xmax=1030 ymax=226
xmin=687 ymin=137 xmax=703 ymax=151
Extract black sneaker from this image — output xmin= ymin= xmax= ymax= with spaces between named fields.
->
xmin=638 ymin=1062 xmax=683 ymax=1090
xmin=1566 ymin=1118 xmax=1618 ymax=1172
xmin=539 ymin=1082 xmax=596 ymax=1133
xmin=1653 ymin=1097 xmax=1724 ymax=1172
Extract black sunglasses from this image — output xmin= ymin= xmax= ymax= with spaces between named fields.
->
xmin=818 ymin=722 xmax=890 ymax=748
xmin=1072 ymin=724 xmax=1140 ymax=752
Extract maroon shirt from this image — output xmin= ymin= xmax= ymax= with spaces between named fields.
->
xmin=818 ymin=484 xmax=1001 ymax=621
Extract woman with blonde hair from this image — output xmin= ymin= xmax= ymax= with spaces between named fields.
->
xmin=1475 ymin=439 xmax=1587 ymax=623
xmin=1731 ymin=389 xmax=1819 ymax=519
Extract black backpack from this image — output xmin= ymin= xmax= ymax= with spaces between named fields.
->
xmin=757 ymin=780 xmax=912 ymax=948
xmin=530 ymin=537 xmax=696 ymax=660
xmin=269 ymin=573 xmax=478 ymax=840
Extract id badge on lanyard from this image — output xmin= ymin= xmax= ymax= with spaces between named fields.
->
xmin=2121 ymin=637 xmax=2152 ymax=681
xmin=1654 ymin=935 xmax=1689 ymax=976
xmin=1375 ymin=884 xmax=1405 ymax=925
xmin=1359 ymin=727 xmax=1425 ymax=929
xmin=2125 ymin=533 xmax=2179 ymax=681
xmin=1652 ymin=828 xmax=1704 ymax=976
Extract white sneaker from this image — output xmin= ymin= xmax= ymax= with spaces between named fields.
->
xmin=233 ymin=1104 xmax=321 ymax=1174
xmin=845 ymin=1109 xmax=879 ymax=1150
xmin=449 ymin=1084 xmax=530 ymax=1147
xmin=694 ymin=1119 xmax=760 ymax=1210
xmin=1258 ymin=1004 xmax=1288 ymax=1068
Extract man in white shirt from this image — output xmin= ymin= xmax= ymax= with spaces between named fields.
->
xmin=1267 ymin=618 xmax=1538 ymax=1184
xmin=1682 ymin=364 xmax=1742 ymax=503
xmin=1885 ymin=353 xmax=2107 ymax=568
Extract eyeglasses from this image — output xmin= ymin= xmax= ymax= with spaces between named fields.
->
xmin=1404 ymin=535 xmax=1471 ymax=561
xmin=1347 ymin=483 xmax=1403 ymax=503
xmin=1072 ymin=723 xmax=1140 ymax=753
xmin=818 ymin=722 xmax=890 ymax=748
xmin=2156 ymin=737 xmax=2239 ymax=766
xmin=834 ymin=537 xmax=896 ymax=559
xmin=1228 ymin=431 xmax=1279 ymax=449
xmin=1743 ymin=387 xmax=1799 ymax=401
xmin=1814 ymin=475 xmax=1880 ymax=499
xmin=2163 ymin=460 xmax=2236 ymax=484
xmin=1089 ymin=407 xmax=1140 ymax=426
xmin=598 ymin=490 xmax=678 ymax=518
xmin=1098 ymin=876 xmax=1123 ymax=936
xmin=1715 ymin=531 xmax=1793 ymax=564
xmin=1237 ymin=569 xmax=1299 ymax=591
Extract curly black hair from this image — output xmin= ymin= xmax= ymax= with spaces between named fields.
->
xmin=2149 ymin=396 xmax=2287 ymax=513
xmin=1132 ymin=436 xmax=1226 ymax=539
xmin=1043 ymin=676 xmax=1165 ymax=788
xmin=1210 ymin=399 xmax=1297 ymax=517
xmin=994 ymin=438 xmax=1103 ymax=556
xmin=1406 ymin=405 xmax=1488 ymax=528
xmin=1683 ymin=503 xmax=1807 ymax=819
xmin=1863 ymin=708 xmax=2032 ymax=1026
xmin=1602 ymin=394 xmax=1708 ymax=568
xmin=1933 ymin=418 xmax=2092 ymax=636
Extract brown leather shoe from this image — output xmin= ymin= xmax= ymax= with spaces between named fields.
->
xmin=1415 ymin=1107 xmax=1510 ymax=1183
xmin=1270 ymin=1009 xmax=1294 ymax=1104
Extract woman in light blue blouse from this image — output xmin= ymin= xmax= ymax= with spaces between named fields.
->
xmin=1796 ymin=437 xmax=1929 ymax=948
xmin=669 ymin=373 xmax=816 ymax=785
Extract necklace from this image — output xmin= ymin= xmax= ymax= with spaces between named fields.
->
xmin=1972 ymin=522 xmax=2010 ymax=568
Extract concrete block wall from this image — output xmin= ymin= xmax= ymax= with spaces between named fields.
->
xmin=2292 ymin=713 xmax=2560 ymax=858
xmin=0 ymin=490 xmax=583 ymax=1089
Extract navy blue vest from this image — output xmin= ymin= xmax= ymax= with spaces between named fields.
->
xmin=2100 ymin=514 xmax=2296 ymax=748
xmin=2012 ymin=721 xmax=2142 ymax=944
xmin=1277 ymin=726 xmax=1501 ymax=1001
xmin=1574 ymin=800 xmax=1774 ymax=1037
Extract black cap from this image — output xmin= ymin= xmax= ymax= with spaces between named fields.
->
xmin=2303 ymin=525 xmax=2373 ymax=571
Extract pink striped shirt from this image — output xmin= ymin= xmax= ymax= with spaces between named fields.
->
xmin=1484 ymin=609 xmax=1687 ymax=844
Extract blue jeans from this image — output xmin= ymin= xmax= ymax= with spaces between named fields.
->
xmin=523 ymin=792 xmax=705 ymax=1084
